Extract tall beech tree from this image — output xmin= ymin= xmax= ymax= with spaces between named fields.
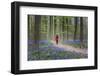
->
xmin=74 ymin=17 xmax=78 ymax=40
xmin=34 ymin=15 xmax=41 ymax=50
xmin=80 ymin=17 xmax=84 ymax=48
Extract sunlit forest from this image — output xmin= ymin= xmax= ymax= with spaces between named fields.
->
xmin=28 ymin=15 xmax=88 ymax=61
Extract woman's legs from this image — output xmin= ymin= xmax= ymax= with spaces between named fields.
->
xmin=56 ymin=39 xmax=58 ymax=44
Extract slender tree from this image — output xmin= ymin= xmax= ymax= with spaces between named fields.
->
xmin=74 ymin=17 xmax=78 ymax=40
xmin=67 ymin=17 xmax=69 ymax=40
xmin=28 ymin=15 xmax=30 ymax=40
xmin=47 ymin=16 xmax=50 ymax=40
xmin=62 ymin=17 xmax=64 ymax=41
xmin=34 ymin=15 xmax=41 ymax=50
xmin=52 ymin=16 xmax=55 ymax=39
xmin=80 ymin=17 xmax=84 ymax=48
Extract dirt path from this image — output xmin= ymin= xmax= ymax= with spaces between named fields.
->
xmin=51 ymin=40 xmax=87 ymax=55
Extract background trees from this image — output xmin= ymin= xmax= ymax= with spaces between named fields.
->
xmin=28 ymin=15 xmax=88 ymax=49
xmin=28 ymin=15 xmax=88 ymax=60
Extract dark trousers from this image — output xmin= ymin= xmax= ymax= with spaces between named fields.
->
xmin=56 ymin=40 xmax=58 ymax=44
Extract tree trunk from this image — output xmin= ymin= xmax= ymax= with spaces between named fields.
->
xmin=67 ymin=18 xmax=69 ymax=40
xmin=34 ymin=15 xmax=41 ymax=50
xmin=62 ymin=17 xmax=65 ymax=41
xmin=74 ymin=17 xmax=78 ymax=40
xmin=47 ymin=16 xmax=50 ymax=40
xmin=52 ymin=16 xmax=55 ymax=40
xmin=80 ymin=17 xmax=84 ymax=48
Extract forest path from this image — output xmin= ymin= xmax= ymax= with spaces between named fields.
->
xmin=51 ymin=40 xmax=87 ymax=55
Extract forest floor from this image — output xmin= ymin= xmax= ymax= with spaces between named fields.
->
xmin=28 ymin=40 xmax=88 ymax=60
xmin=51 ymin=40 xmax=87 ymax=55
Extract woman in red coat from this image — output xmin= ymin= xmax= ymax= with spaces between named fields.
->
xmin=55 ymin=35 xmax=59 ymax=44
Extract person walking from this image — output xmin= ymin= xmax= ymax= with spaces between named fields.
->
xmin=55 ymin=35 xmax=59 ymax=44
